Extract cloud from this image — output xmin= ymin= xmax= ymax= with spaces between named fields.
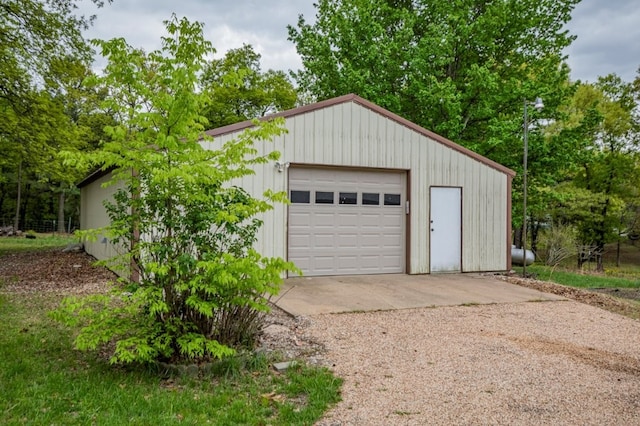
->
xmin=77 ymin=0 xmax=639 ymax=84
xmin=77 ymin=0 xmax=315 ymax=72
xmin=564 ymin=0 xmax=640 ymax=83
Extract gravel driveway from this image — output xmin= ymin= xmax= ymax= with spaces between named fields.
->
xmin=309 ymin=300 xmax=640 ymax=425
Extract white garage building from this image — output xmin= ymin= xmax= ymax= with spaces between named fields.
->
xmin=80 ymin=94 xmax=515 ymax=276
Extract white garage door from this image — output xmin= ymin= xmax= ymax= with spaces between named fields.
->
xmin=288 ymin=168 xmax=406 ymax=276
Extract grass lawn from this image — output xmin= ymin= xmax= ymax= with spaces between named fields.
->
xmin=518 ymin=241 xmax=640 ymax=290
xmin=520 ymin=264 xmax=640 ymax=289
xmin=0 ymin=241 xmax=342 ymax=425
xmin=0 ymin=233 xmax=78 ymax=255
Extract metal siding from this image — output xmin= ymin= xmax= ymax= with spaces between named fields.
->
xmin=80 ymin=173 xmax=124 ymax=268
xmin=410 ymin=130 xmax=428 ymax=273
xmin=461 ymin=159 xmax=475 ymax=270
xmin=234 ymin=156 xmax=284 ymax=260
xmin=458 ymin=157 xmax=508 ymax=271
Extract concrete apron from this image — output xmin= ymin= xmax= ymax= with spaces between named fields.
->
xmin=274 ymin=273 xmax=566 ymax=316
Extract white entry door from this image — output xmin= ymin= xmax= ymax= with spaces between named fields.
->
xmin=430 ymin=187 xmax=462 ymax=273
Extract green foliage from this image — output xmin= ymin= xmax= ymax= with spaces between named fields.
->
xmin=288 ymin=0 xmax=586 ymax=250
xmin=0 ymin=0 xmax=113 ymax=231
xmin=2 ymin=293 xmax=342 ymax=425
xmin=536 ymin=223 xmax=578 ymax=267
xmin=0 ymin=0 xmax=99 ymax=104
xmin=517 ymin=264 xmax=640 ymax=289
xmin=544 ymin=76 xmax=640 ymax=270
xmin=200 ymin=44 xmax=298 ymax=128
xmin=1 ymin=88 xmax=84 ymax=227
xmin=288 ymin=0 xmax=577 ymax=158
xmin=54 ymin=16 xmax=298 ymax=365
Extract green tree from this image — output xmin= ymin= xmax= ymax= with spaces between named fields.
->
xmin=288 ymin=0 xmax=584 ymax=254
xmin=0 ymin=0 xmax=102 ymax=93
xmin=288 ymin=0 xmax=577 ymax=159
xmin=0 ymin=0 xmax=109 ymax=229
xmin=54 ymin=16 xmax=298 ymax=365
xmin=0 ymin=0 xmax=107 ymax=131
xmin=200 ymin=44 xmax=298 ymax=128
xmin=46 ymin=57 xmax=117 ymax=232
xmin=0 ymin=88 xmax=81 ymax=231
xmin=0 ymin=60 xmax=108 ymax=232
xmin=547 ymin=76 xmax=640 ymax=270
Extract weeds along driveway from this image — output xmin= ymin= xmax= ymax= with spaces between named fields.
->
xmin=310 ymin=300 xmax=640 ymax=426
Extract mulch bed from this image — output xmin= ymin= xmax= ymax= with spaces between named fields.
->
xmin=0 ymin=248 xmax=117 ymax=295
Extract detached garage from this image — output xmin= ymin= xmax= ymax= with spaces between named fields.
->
xmin=80 ymin=94 xmax=514 ymax=276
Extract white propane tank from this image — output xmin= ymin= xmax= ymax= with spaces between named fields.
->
xmin=511 ymin=245 xmax=535 ymax=266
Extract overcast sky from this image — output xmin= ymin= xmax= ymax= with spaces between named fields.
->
xmin=77 ymin=0 xmax=639 ymax=84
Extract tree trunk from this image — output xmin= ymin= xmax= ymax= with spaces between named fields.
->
xmin=594 ymin=193 xmax=613 ymax=273
xmin=0 ymin=182 xmax=5 ymax=217
xmin=20 ymin=182 xmax=31 ymax=231
xmin=596 ymin=242 xmax=604 ymax=272
xmin=593 ymin=155 xmax=617 ymax=273
xmin=531 ymin=220 xmax=541 ymax=253
xmin=513 ymin=227 xmax=523 ymax=249
xmin=130 ymin=168 xmax=140 ymax=283
xmin=57 ymin=188 xmax=66 ymax=233
xmin=13 ymin=160 xmax=22 ymax=231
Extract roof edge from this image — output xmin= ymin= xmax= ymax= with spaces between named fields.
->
xmin=80 ymin=94 xmax=515 ymax=185
xmin=204 ymin=94 xmax=359 ymax=138
xmin=205 ymin=93 xmax=515 ymax=177
xmin=77 ymin=166 xmax=114 ymax=188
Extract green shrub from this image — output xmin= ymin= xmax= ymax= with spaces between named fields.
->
xmin=537 ymin=223 xmax=578 ymax=267
xmin=52 ymin=17 xmax=298 ymax=365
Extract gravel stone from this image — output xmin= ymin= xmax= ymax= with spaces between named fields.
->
xmin=310 ymin=301 xmax=640 ymax=425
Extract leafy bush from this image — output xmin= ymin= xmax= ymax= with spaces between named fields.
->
xmin=53 ymin=16 xmax=298 ymax=365
xmin=537 ymin=222 xmax=578 ymax=267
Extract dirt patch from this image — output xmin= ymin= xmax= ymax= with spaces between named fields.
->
xmin=0 ymin=248 xmax=117 ymax=295
xmin=500 ymin=274 xmax=640 ymax=319
xmin=509 ymin=335 xmax=640 ymax=376
xmin=590 ymin=287 xmax=640 ymax=302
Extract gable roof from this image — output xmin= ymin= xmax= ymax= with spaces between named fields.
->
xmin=206 ymin=93 xmax=515 ymax=177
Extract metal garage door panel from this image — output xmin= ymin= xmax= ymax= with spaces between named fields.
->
xmin=288 ymin=168 xmax=406 ymax=276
